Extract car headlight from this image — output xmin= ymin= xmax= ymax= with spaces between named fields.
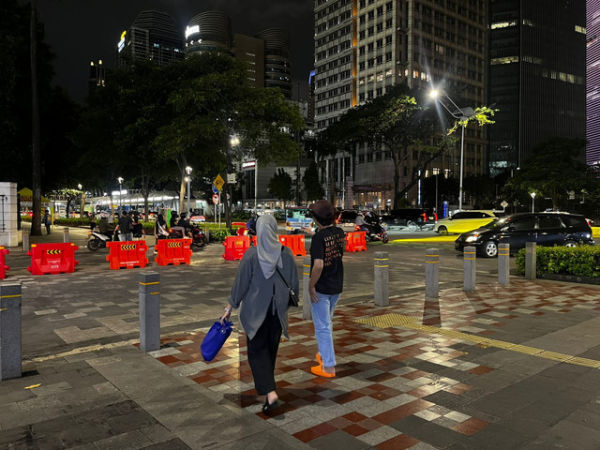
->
xmin=465 ymin=234 xmax=480 ymax=243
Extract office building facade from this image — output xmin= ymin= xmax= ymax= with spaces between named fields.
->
xmin=117 ymin=10 xmax=184 ymax=68
xmin=588 ymin=0 xmax=600 ymax=165
xmin=488 ymin=0 xmax=586 ymax=175
xmin=185 ymin=11 xmax=232 ymax=55
xmin=314 ymin=0 xmax=487 ymax=207
xmin=257 ymin=28 xmax=293 ymax=99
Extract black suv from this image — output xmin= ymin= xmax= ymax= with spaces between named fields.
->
xmin=455 ymin=212 xmax=594 ymax=257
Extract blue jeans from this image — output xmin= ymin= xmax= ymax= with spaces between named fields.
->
xmin=311 ymin=292 xmax=339 ymax=368
xmin=119 ymin=232 xmax=133 ymax=242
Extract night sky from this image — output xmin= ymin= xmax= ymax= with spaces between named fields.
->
xmin=36 ymin=0 xmax=314 ymax=102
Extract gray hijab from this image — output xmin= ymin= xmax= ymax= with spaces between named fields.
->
xmin=256 ymin=215 xmax=282 ymax=279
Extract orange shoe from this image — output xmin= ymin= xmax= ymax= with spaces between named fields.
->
xmin=316 ymin=353 xmax=322 ymax=365
xmin=311 ymin=365 xmax=335 ymax=378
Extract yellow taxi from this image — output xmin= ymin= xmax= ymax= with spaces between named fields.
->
xmin=434 ymin=210 xmax=496 ymax=235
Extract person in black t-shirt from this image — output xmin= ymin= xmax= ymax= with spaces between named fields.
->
xmin=308 ymin=200 xmax=345 ymax=378
xmin=115 ymin=211 xmax=133 ymax=241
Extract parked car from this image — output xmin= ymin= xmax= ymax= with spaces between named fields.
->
xmin=455 ymin=212 xmax=594 ymax=257
xmin=336 ymin=209 xmax=360 ymax=230
xmin=434 ymin=210 xmax=496 ymax=235
xmin=381 ymin=208 xmax=437 ymax=229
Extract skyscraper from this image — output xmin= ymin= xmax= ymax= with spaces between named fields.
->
xmin=314 ymin=0 xmax=487 ymax=207
xmin=488 ymin=0 xmax=586 ymax=175
xmin=233 ymin=34 xmax=265 ymax=89
xmin=587 ymin=1 xmax=600 ymax=165
xmin=117 ymin=10 xmax=184 ymax=68
xmin=257 ymin=28 xmax=293 ymax=99
xmin=184 ymin=11 xmax=232 ymax=55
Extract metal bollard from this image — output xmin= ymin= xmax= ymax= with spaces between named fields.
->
xmin=374 ymin=252 xmax=389 ymax=306
xmin=0 ymin=284 xmax=22 ymax=380
xmin=525 ymin=242 xmax=536 ymax=280
xmin=463 ymin=246 xmax=476 ymax=292
xmin=139 ymin=272 xmax=161 ymax=352
xmin=498 ymin=243 xmax=510 ymax=286
xmin=63 ymin=227 xmax=70 ymax=243
xmin=425 ymin=248 xmax=439 ymax=298
xmin=22 ymin=232 xmax=29 ymax=252
xmin=302 ymin=257 xmax=312 ymax=320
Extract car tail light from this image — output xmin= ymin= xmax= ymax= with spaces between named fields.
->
xmin=586 ymin=218 xmax=593 ymax=227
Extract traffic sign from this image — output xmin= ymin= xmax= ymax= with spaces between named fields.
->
xmin=212 ymin=194 xmax=220 ymax=205
xmin=212 ymin=184 xmax=219 ymax=194
xmin=500 ymin=200 xmax=509 ymax=208
xmin=213 ymin=174 xmax=225 ymax=192
xmin=227 ymin=173 xmax=236 ymax=184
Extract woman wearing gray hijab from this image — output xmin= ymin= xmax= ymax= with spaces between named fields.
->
xmin=221 ymin=214 xmax=299 ymax=413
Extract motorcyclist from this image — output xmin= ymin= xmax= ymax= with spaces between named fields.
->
xmin=246 ymin=215 xmax=257 ymax=236
xmin=177 ymin=212 xmax=193 ymax=238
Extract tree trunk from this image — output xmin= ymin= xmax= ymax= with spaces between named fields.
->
xmin=392 ymin=150 xmax=401 ymax=209
xmin=178 ymin=165 xmax=186 ymax=214
xmin=30 ymin=0 xmax=42 ymax=236
xmin=141 ymin=168 xmax=150 ymax=220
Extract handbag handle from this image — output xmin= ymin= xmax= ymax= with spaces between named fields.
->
xmin=275 ymin=247 xmax=293 ymax=290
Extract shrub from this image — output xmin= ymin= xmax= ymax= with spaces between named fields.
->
xmin=516 ymin=246 xmax=600 ymax=278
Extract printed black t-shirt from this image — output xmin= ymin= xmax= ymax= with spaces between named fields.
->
xmin=310 ymin=225 xmax=345 ymax=294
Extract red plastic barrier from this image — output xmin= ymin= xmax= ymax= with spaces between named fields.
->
xmin=279 ymin=234 xmax=307 ymax=257
xmin=251 ymin=236 xmax=257 ymax=247
xmin=232 ymin=222 xmax=246 ymax=227
xmin=27 ymin=243 xmax=79 ymax=275
xmin=236 ymin=227 xmax=247 ymax=236
xmin=106 ymin=240 xmax=148 ymax=270
xmin=222 ymin=236 xmax=250 ymax=261
xmin=0 ymin=247 xmax=9 ymax=279
xmin=345 ymin=231 xmax=367 ymax=252
xmin=155 ymin=238 xmax=192 ymax=266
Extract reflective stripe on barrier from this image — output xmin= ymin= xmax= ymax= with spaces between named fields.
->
xmin=155 ymin=238 xmax=192 ymax=266
xmin=279 ymin=234 xmax=307 ymax=257
xmin=0 ymin=247 xmax=9 ymax=280
xmin=27 ymin=243 xmax=79 ymax=275
xmin=222 ymin=236 xmax=250 ymax=261
xmin=106 ymin=241 xmax=149 ymax=270
xmin=345 ymin=231 xmax=367 ymax=252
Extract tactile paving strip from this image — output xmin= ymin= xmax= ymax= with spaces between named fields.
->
xmin=355 ymin=313 xmax=600 ymax=369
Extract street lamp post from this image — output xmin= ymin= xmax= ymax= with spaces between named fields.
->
xmin=117 ymin=177 xmax=123 ymax=214
xmin=429 ymin=89 xmax=475 ymax=211
xmin=530 ymin=192 xmax=536 ymax=213
xmin=185 ymin=166 xmax=192 ymax=215
xmin=432 ymin=168 xmax=440 ymax=214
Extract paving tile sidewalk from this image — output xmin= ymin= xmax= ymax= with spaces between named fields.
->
xmin=148 ymin=279 xmax=600 ymax=449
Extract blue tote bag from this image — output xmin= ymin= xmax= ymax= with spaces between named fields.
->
xmin=201 ymin=320 xmax=233 ymax=362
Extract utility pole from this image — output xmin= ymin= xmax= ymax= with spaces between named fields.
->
xmin=30 ymin=0 xmax=42 ymax=236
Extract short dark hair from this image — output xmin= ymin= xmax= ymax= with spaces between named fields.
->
xmin=310 ymin=200 xmax=335 ymax=226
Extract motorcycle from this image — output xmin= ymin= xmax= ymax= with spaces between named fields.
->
xmin=168 ymin=225 xmax=207 ymax=251
xmin=356 ymin=223 xmax=389 ymax=244
xmin=87 ymin=228 xmax=116 ymax=251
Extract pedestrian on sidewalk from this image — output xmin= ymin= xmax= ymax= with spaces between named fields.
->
xmin=308 ymin=200 xmax=346 ymax=378
xmin=43 ymin=209 xmax=51 ymax=234
xmin=221 ymin=214 xmax=298 ymax=414
xmin=114 ymin=211 xmax=133 ymax=242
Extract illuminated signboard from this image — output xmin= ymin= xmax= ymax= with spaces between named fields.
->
xmin=185 ymin=25 xmax=200 ymax=39
xmin=117 ymin=30 xmax=127 ymax=52
xmin=242 ymin=160 xmax=256 ymax=169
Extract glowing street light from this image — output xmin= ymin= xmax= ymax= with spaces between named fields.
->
xmin=530 ymin=192 xmax=536 ymax=213
xmin=428 ymin=87 xmax=475 ymax=211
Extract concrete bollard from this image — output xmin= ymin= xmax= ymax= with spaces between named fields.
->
xmin=63 ymin=227 xmax=70 ymax=243
xmin=0 ymin=284 xmax=22 ymax=380
xmin=22 ymin=232 xmax=29 ymax=252
xmin=498 ymin=243 xmax=510 ymax=286
xmin=425 ymin=248 xmax=439 ymax=298
xmin=139 ymin=272 xmax=161 ymax=352
xmin=525 ymin=242 xmax=536 ymax=280
xmin=463 ymin=246 xmax=476 ymax=292
xmin=374 ymin=252 xmax=390 ymax=306
xmin=302 ymin=257 xmax=312 ymax=320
